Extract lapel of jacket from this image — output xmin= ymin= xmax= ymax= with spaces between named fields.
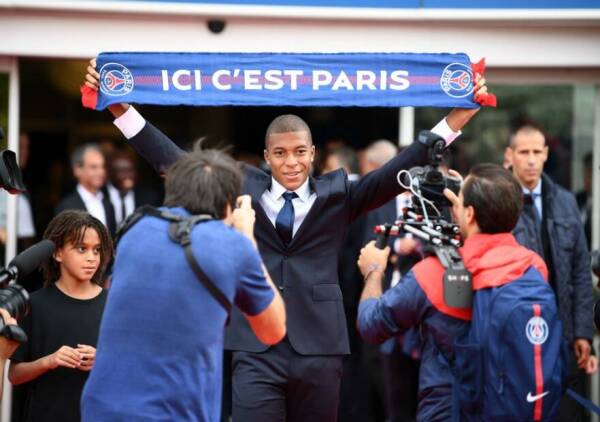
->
xmin=74 ymin=191 xmax=86 ymax=210
xmin=244 ymin=166 xmax=284 ymax=248
xmin=287 ymin=175 xmax=332 ymax=251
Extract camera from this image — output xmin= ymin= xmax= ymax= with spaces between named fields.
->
xmin=0 ymin=127 xmax=26 ymax=194
xmin=402 ymin=131 xmax=461 ymax=217
xmin=375 ymin=131 xmax=471 ymax=309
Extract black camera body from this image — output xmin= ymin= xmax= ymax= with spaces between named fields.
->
xmin=406 ymin=131 xmax=461 ymax=216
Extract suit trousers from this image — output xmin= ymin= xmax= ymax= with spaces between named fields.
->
xmin=232 ymin=337 xmax=343 ymax=422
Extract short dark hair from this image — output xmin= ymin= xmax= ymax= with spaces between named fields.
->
xmin=265 ymin=114 xmax=312 ymax=148
xmin=42 ymin=211 xmax=113 ymax=286
xmin=509 ymin=125 xmax=546 ymax=149
xmin=163 ymin=145 xmax=241 ymax=218
xmin=71 ymin=143 xmax=103 ymax=168
xmin=462 ymin=164 xmax=523 ymax=234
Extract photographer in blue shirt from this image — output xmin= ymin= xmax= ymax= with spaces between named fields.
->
xmin=81 ymin=147 xmax=286 ymax=422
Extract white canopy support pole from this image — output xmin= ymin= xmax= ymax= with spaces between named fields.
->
xmin=1 ymin=55 xmax=19 ymax=422
xmin=398 ymin=106 xmax=415 ymax=147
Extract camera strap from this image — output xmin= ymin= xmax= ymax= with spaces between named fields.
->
xmin=116 ymin=205 xmax=232 ymax=322
xmin=433 ymin=245 xmax=473 ymax=309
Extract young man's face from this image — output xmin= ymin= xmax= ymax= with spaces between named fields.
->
xmin=54 ymin=228 xmax=102 ymax=283
xmin=446 ymin=180 xmax=475 ymax=239
xmin=506 ymin=131 xmax=548 ymax=190
xmin=110 ymin=156 xmax=137 ymax=192
xmin=264 ymin=131 xmax=315 ymax=191
xmin=75 ymin=149 xmax=106 ymax=192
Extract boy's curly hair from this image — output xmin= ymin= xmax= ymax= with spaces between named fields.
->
xmin=41 ymin=210 xmax=113 ymax=286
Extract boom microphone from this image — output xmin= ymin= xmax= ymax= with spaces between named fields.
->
xmin=0 ymin=239 xmax=55 ymax=286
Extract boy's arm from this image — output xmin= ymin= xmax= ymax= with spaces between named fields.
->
xmin=9 ymin=346 xmax=82 ymax=385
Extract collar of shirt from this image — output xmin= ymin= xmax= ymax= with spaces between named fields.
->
xmin=77 ymin=184 xmax=104 ymax=202
xmin=107 ymin=183 xmax=133 ymax=200
xmin=522 ymin=180 xmax=542 ymax=197
xmin=268 ymin=176 xmax=312 ymax=203
xmin=521 ymin=179 xmax=543 ymax=217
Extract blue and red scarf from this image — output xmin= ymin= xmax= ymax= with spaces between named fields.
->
xmin=82 ymin=52 xmax=496 ymax=110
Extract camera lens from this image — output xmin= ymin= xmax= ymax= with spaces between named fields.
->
xmin=0 ymin=284 xmax=30 ymax=321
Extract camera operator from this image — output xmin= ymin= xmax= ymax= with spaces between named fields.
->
xmin=0 ymin=308 xmax=19 ymax=398
xmin=357 ymin=164 xmax=550 ymax=420
xmin=80 ymin=146 xmax=286 ymax=421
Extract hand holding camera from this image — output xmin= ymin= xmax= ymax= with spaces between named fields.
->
xmin=232 ymin=195 xmax=256 ymax=244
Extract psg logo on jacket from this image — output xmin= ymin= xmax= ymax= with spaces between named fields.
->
xmin=526 ymin=316 xmax=549 ymax=345
xmin=99 ymin=62 xmax=134 ymax=96
xmin=440 ymin=63 xmax=473 ymax=98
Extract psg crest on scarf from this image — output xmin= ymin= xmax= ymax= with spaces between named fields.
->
xmin=82 ymin=52 xmax=497 ymax=110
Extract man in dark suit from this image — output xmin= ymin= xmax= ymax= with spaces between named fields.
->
xmin=106 ymin=149 xmax=162 ymax=227
xmin=506 ymin=125 xmax=593 ymax=422
xmin=55 ymin=143 xmax=116 ymax=237
xmin=85 ymin=62 xmax=487 ymax=421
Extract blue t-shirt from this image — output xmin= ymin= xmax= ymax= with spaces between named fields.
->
xmin=81 ymin=208 xmax=274 ymax=421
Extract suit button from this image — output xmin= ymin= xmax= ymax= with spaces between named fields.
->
xmin=278 ymin=285 xmax=285 ymax=291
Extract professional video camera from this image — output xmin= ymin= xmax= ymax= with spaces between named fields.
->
xmin=0 ymin=240 xmax=55 ymax=342
xmin=0 ymin=127 xmax=48 ymax=342
xmin=0 ymin=127 xmax=26 ymax=194
xmin=399 ymin=130 xmax=461 ymax=219
xmin=373 ymin=130 xmax=472 ymax=309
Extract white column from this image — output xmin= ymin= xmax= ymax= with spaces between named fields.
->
xmin=1 ymin=55 xmax=19 ymax=422
xmin=398 ymin=106 xmax=415 ymax=147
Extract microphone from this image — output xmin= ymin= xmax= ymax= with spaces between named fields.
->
xmin=0 ymin=240 xmax=55 ymax=286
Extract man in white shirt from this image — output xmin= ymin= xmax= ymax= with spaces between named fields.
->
xmin=106 ymin=150 xmax=161 ymax=226
xmin=55 ymin=144 xmax=116 ymax=236
xmin=85 ymin=60 xmax=488 ymax=422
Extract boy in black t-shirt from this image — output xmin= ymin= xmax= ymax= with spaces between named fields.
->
xmin=9 ymin=211 xmax=113 ymax=422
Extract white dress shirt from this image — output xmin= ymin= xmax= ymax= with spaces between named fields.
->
xmin=113 ymin=106 xmax=461 ymax=239
xmin=522 ymin=180 xmax=543 ymax=218
xmin=260 ymin=177 xmax=316 ymax=238
xmin=107 ymin=184 xmax=136 ymax=225
xmin=77 ymin=184 xmax=107 ymax=225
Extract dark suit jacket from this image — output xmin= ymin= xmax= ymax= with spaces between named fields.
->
xmin=55 ymin=190 xmax=117 ymax=238
xmin=127 ymin=122 xmax=432 ymax=355
xmin=513 ymin=174 xmax=593 ymax=343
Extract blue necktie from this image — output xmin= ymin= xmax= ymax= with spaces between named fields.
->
xmin=276 ymin=192 xmax=298 ymax=246
xmin=523 ymin=193 xmax=544 ymax=258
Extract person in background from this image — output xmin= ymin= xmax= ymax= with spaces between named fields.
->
xmin=575 ymin=152 xmax=593 ymax=248
xmin=106 ymin=149 xmax=161 ymax=227
xmin=55 ymin=144 xmax=116 ymax=237
xmin=321 ymin=146 xmax=360 ymax=181
xmin=9 ymin=210 xmax=113 ymax=422
xmin=505 ymin=125 xmax=593 ymax=422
